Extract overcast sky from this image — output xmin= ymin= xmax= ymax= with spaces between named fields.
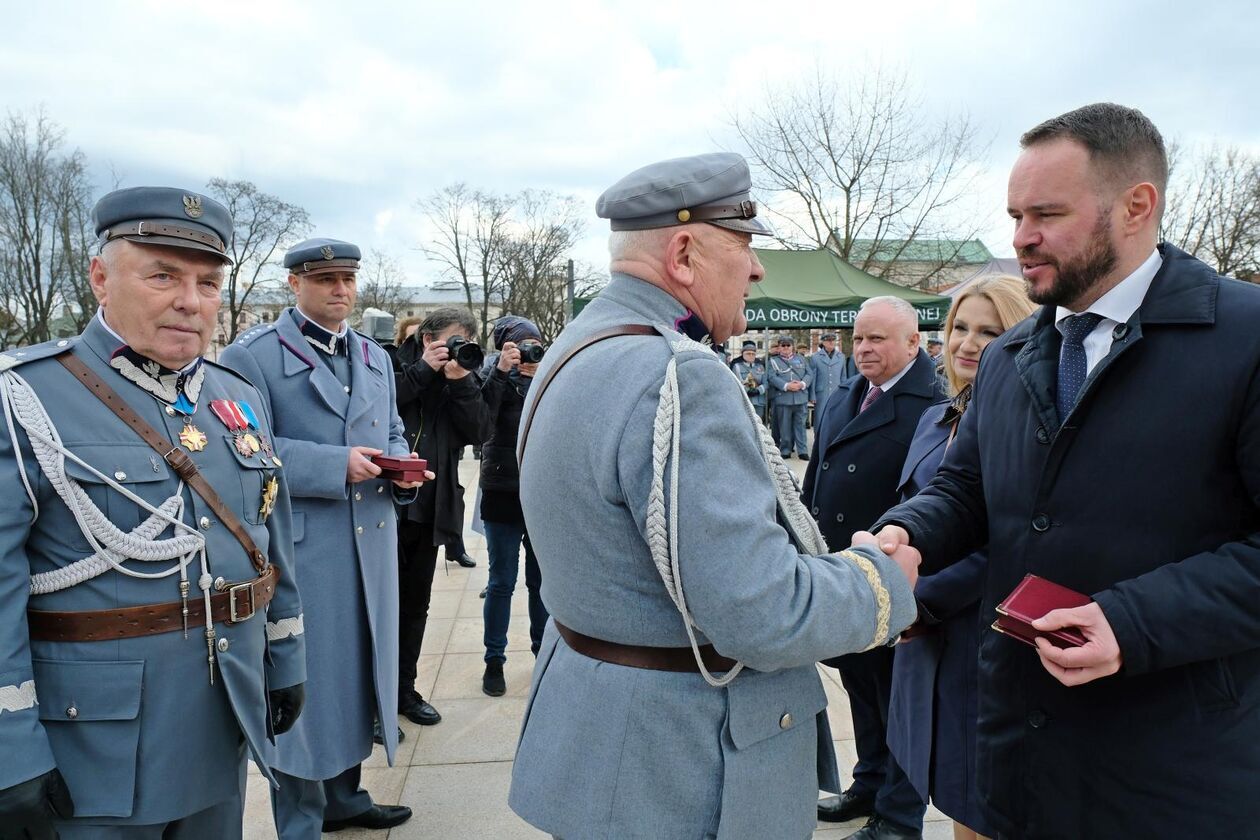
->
xmin=5 ymin=0 xmax=1258 ymax=284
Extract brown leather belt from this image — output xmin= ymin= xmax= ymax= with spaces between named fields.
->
xmin=554 ymin=620 xmax=738 ymax=674
xmin=28 ymin=565 xmax=279 ymax=642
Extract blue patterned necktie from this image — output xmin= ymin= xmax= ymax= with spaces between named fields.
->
xmin=1056 ymin=312 xmax=1104 ymax=423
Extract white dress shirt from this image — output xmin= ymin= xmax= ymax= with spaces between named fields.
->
xmin=864 ymin=354 xmax=914 ymax=399
xmin=1055 ymin=248 xmax=1161 ymax=375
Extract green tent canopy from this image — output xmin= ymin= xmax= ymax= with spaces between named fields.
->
xmin=745 ymin=248 xmax=950 ymax=329
xmin=572 ymin=248 xmax=950 ymax=329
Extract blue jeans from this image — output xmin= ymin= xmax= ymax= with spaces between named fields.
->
xmin=483 ymin=520 xmax=548 ymax=663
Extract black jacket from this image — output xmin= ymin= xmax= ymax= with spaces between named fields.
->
xmin=877 ymin=245 xmax=1260 ymax=839
xmin=391 ymin=336 xmax=488 ymax=544
xmin=802 ymin=349 xmax=946 ymax=550
xmin=479 ymin=365 xmax=531 ymax=494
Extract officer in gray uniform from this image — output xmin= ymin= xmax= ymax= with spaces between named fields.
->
xmin=768 ymin=335 xmax=812 ymax=458
xmin=220 ymin=239 xmax=425 ymax=837
xmin=0 ymin=187 xmax=306 ymax=839
xmin=508 ymin=152 xmax=918 ymax=839
xmin=729 ymin=339 xmax=766 ymax=418
xmin=808 ymin=332 xmax=851 ymax=425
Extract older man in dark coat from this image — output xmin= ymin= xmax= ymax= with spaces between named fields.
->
xmin=871 ymin=103 xmax=1260 ymax=839
xmin=804 ymin=296 xmax=945 ymax=839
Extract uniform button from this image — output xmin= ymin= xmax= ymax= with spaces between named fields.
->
xmin=821 ymin=461 xmax=830 ymax=470
xmin=377 ymin=486 xmax=385 ymax=494
xmin=811 ymin=506 xmax=819 ymax=516
xmin=835 ymin=513 xmax=845 ymax=523
xmin=356 ymin=526 xmax=364 ymax=535
xmin=377 ymin=521 xmax=385 ymax=528
xmin=213 ymin=576 xmax=226 ymax=590
xmin=1031 ymin=514 xmax=1051 ymax=532
xmin=217 ymin=638 xmax=230 ymax=652
xmin=1036 ymin=426 xmax=1050 ymax=444
xmin=113 ymin=471 xmax=127 ymax=481
xmin=847 ymin=464 xmax=856 ymax=473
xmin=57 ymin=340 xmax=68 ymax=347
xmin=66 ymin=705 xmax=78 ymax=720
xmin=343 ymin=385 xmax=351 ymax=393
xmin=779 ymin=713 xmax=793 ymax=729
xmin=1028 ymin=709 xmax=1047 ymax=728
xmin=372 ymin=419 xmax=379 ymax=426
xmin=199 ymin=516 xmax=212 ymax=530
xmin=354 ymin=492 xmax=362 ymax=501
xmin=165 ymin=406 xmax=176 ymax=416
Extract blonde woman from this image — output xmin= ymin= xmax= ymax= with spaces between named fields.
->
xmin=885 ymin=276 xmax=1035 ymax=840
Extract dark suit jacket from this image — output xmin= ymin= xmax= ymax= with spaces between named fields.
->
xmin=802 ymin=349 xmax=947 ymax=552
xmin=876 ymin=244 xmax=1260 ymax=839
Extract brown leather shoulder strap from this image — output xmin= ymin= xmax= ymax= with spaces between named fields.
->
xmin=56 ymin=354 xmax=268 ymax=574
xmin=518 ymin=324 xmax=659 ymax=466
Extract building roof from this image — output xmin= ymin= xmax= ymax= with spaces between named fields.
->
xmin=839 ymin=237 xmax=994 ymax=265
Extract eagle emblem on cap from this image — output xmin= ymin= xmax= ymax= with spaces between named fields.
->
xmin=321 ymin=245 xmax=335 ymax=260
xmin=182 ymin=195 xmax=204 ymax=219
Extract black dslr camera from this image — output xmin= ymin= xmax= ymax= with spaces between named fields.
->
xmin=518 ymin=341 xmax=546 ymax=364
xmin=445 ymin=335 xmax=485 ymax=371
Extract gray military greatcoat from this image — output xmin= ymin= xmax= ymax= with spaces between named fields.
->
xmin=808 ymin=348 xmax=851 ymax=410
xmin=220 ymin=307 xmax=412 ymax=780
xmin=0 ymin=318 xmax=304 ymax=825
xmin=508 ymin=274 xmax=915 ymax=840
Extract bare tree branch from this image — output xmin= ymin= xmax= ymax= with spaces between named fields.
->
xmin=207 ymin=178 xmax=310 ymax=344
xmin=1163 ymin=144 xmax=1260 ymax=278
xmin=731 ymin=65 xmax=989 ymax=288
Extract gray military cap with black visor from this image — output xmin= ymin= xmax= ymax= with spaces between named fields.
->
xmin=284 ymin=238 xmax=362 ymax=276
xmin=93 ymin=186 xmax=234 ymax=264
xmin=595 ymin=152 xmax=772 ymax=235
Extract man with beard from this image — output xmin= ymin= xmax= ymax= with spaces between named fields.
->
xmin=865 ymin=102 xmax=1260 ymax=838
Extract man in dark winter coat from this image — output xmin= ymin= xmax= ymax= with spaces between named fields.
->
xmin=392 ymin=307 xmax=488 ymax=726
xmin=805 ymin=296 xmax=945 ymax=838
xmin=871 ymin=103 xmax=1260 ymax=839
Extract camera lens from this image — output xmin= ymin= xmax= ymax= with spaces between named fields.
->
xmin=445 ymin=335 xmax=485 ymax=370
xmin=519 ymin=343 xmax=545 ymax=364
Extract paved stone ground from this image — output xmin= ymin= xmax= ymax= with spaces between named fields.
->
xmin=244 ymin=445 xmax=955 ymax=838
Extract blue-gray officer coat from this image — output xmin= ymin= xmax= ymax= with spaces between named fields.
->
xmin=508 ymin=273 xmax=916 ymax=840
xmin=0 ymin=318 xmax=304 ymax=824
xmin=808 ymin=348 xmax=851 ymax=409
xmin=220 ymin=308 xmax=412 ymax=780
xmin=768 ymin=351 xmax=811 ymax=406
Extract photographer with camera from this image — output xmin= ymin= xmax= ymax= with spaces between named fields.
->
xmin=477 ymin=316 xmax=551 ymax=697
xmin=393 ymin=307 xmax=489 ymax=727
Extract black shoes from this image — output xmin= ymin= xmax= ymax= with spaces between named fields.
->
xmin=371 ymin=719 xmax=404 ymax=745
xmin=399 ymin=691 xmax=442 ymax=725
xmin=482 ymin=660 xmax=506 ymax=696
xmin=448 ymin=551 xmax=477 ymax=568
xmin=479 ymin=586 xmax=487 ymax=598
xmin=817 ymin=787 xmax=876 ymax=823
xmin=322 ymin=803 xmax=413 ymax=832
xmin=848 ymin=815 xmax=923 ymax=840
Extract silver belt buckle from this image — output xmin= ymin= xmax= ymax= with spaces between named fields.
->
xmin=228 ymin=581 xmax=256 ymax=623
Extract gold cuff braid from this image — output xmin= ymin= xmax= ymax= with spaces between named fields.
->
xmin=841 ymin=549 xmax=892 ymax=651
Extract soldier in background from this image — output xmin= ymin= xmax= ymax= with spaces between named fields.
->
xmin=0 ymin=187 xmax=305 ymax=838
xmin=768 ymin=336 xmax=812 ymax=458
xmin=730 ymin=339 xmax=767 ymax=420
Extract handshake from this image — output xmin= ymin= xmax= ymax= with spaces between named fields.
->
xmin=850 ymin=525 xmax=918 ymax=589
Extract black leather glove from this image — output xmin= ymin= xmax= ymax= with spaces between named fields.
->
xmin=0 ymin=768 xmax=74 ymax=840
xmin=269 ymin=683 xmax=305 ymax=736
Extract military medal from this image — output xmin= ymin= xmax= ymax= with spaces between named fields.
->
xmin=259 ymin=476 xmax=279 ymax=522
xmin=238 ymin=401 xmax=282 ymax=466
xmin=210 ymin=399 xmax=255 ymax=457
xmin=179 ymin=422 xmax=208 ymax=451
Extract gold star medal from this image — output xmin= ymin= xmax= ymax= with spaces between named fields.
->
xmin=179 ymin=422 xmax=208 ymax=452
xmin=241 ymin=433 xmax=261 ymax=453
xmin=259 ymin=475 xmax=279 ymax=522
